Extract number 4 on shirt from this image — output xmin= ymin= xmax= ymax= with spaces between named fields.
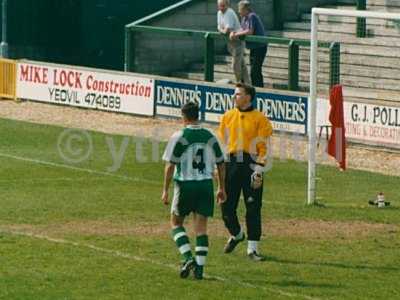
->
xmin=192 ymin=149 xmax=205 ymax=174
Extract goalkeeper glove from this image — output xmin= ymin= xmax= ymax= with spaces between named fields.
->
xmin=250 ymin=165 xmax=264 ymax=190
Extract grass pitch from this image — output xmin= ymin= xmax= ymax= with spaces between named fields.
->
xmin=0 ymin=118 xmax=399 ymax=300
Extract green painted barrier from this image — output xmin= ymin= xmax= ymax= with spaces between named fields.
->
xmin=125 ymin=26 xmax=340 ymax=91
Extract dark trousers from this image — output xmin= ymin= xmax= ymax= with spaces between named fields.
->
xmin=249 ymin=46 xmax=267 ymax=88
xmin=221 ymin=154 xmax=263 ymax=241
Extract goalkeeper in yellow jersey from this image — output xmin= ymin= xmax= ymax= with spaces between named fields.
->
xmin=218 ymin=83 xmax=273 ymax=261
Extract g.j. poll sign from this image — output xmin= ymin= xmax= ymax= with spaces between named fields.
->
xmin=155 ymin=80 xmax=308 ymax=134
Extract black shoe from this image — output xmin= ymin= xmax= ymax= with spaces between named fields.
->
xmin=194 ymin=265 xmax=203 ymax=280
xmin=224 ymin=234 xmax=245 ymax=253
xmin=248 ymin=251 xmax=266 ymax=262
xmin=180 ymin=258 xmax=196 ymax=278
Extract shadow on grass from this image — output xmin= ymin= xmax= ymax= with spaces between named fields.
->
xmin=265 ymin=255 xmax=399 ymax=272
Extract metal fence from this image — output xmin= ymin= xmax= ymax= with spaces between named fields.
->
xmin=125 ymin=25 xmax=341 ymax=92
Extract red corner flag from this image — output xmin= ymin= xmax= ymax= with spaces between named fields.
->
xmin=327 ymin=85 xmax=346 ymax=170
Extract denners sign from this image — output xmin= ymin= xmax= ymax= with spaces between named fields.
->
xmin=256 ymin=93 xmax=307 ymax=134
xmin=156 ymin=80 xmax=202 ymax=118
xmin=156 ymin=80 xmax=308 ymax=134
xmin=16 ymin=62 xmax=155 ymax=116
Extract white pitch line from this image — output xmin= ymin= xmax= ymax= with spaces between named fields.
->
xmin=0 ymin=229 xmax=322 ymax=300
xmin=0 ymin=229 xmax=177 ymax=269
xmin=0 ymin=177 xmax=109 ymax=183
xmin=0 ymin=152 xmax=159 ymax=185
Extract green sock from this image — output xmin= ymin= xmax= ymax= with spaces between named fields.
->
xmin=171 ymin=226 xmax=192 ymax=261
xmin=195 ymin=234 xmax=209 ymax=267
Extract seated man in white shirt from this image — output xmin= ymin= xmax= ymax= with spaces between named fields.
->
xmin=217 ymin=0 xmax=250 ymax=84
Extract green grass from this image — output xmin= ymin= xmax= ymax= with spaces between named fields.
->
xmin=0 ymin=117 xmax=399 ymax=300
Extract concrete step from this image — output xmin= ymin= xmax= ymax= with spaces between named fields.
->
xmin=213 ymin=53 xmax=399 ymax=79
xmin=341 ymin=43 xmax=400 ymax=58
xmin=263 ymin=43 xmax=400 ymax=69
xmin=212 ymin=57 xmax=330 ymax=75
xmin=302 ymin=13 xmax=399 ymax=28
xmin=217 ymin=45 xmax=400 ymax=72
xmin=265 ymin=44 xmax=331 ymax=59
xmin=173 ymin=70 xmax=302 ymax=94
xmin=344 ymin=88 xmax=400 ymax=104
xmin=323 ymin=4 xmax=400 ymax=12
xmin=368 ymin=5 xmax=400 ymax=12
xmin=284 ymin=22 xmax=400 ymax=38
xmin=190 ymin=61 xmax=400 ymax=92
xmin=193 ymin=59 xmax=289 ymax=72
xmin=174 ymin=71 xmax=225 ymax=82
xmin=262 ymin=78 xmax=400 ymax=104
xmin=244 ymin=66 xmax=400 ymax=91
xmin=368 ymin=0 xmax=400 ymax=6
xmin=173 ymin=70 xmax=399 ymax=104
xmin=269 ymin=30 xmax=400 ymax=49
xmin=271 ymin=69 xmax=400 ymax=91
xmin=367 ymin=0 xmax=400 ymax=8
xmin=324 ymin=3 xmax=400 ymax=10
xmin=264 ymin=80 xmax=399 ymax=103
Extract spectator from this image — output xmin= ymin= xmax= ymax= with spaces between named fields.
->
xmin=217 ymin=0 xmax=250 ymax=84
xmin=230 ymin=0 xmax=267 ymax=88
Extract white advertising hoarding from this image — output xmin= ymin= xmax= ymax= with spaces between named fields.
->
xmin=16 ymin=62 xmax=155 ymax=116
xmin=317 ymin=99 xmax=400 ymax=147
xmin=155 ymin=80 xmax=308 ymax=134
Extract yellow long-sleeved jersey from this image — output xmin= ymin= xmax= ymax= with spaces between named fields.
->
xmin=218 ymin=107 xmax=273 ymax=165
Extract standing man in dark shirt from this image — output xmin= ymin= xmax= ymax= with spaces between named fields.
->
xmin=230 ymin=0 xmax=267 ymax=88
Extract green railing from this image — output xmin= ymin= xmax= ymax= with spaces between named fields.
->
xmin=356 ymin=0 xmax=367 ymax=37
xmin=125 ymin=25 xmax=341 ymax=91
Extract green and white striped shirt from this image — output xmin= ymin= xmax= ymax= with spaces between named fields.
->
xmin=163 ymin=125 xmax=225 ymax=182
